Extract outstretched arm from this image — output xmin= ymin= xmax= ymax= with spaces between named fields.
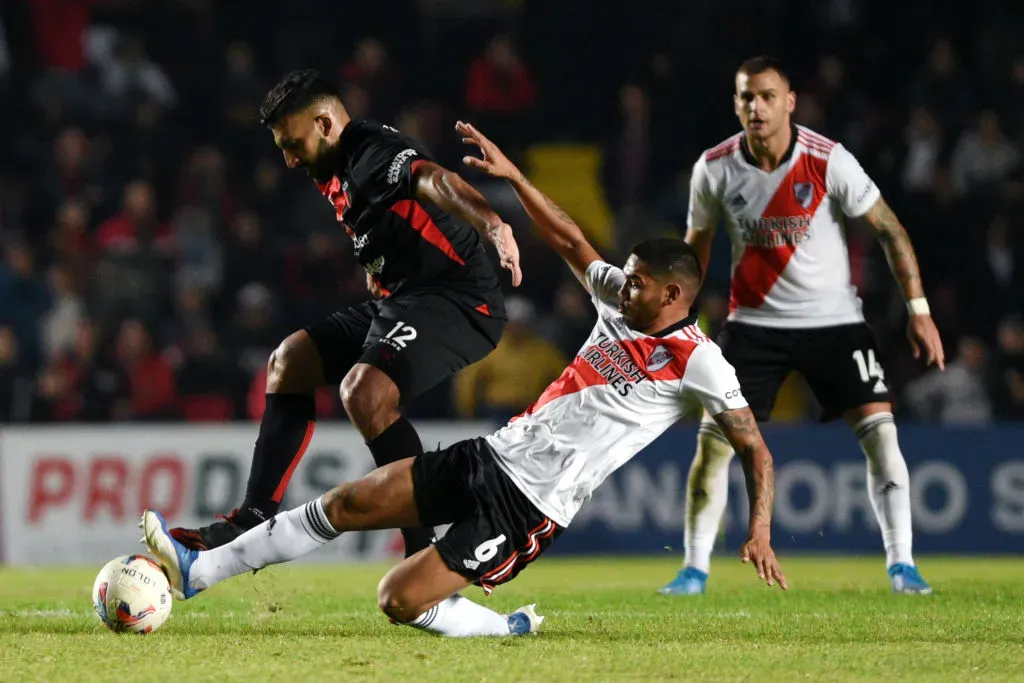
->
xmin=412 ymin=160 xmax=522 ymax=286
xmin=712 ymin=406 xmax=787 ymax=589
xmin=457 ymin=121 xmax=602 ymax=285
xmin=852 ymin=197 xmax=945 ymax=370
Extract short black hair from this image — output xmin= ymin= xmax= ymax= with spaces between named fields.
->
xmin=630 ymin=237 xmax=703 ymax=289
xmin=259 ymin=69 xmax=340 ymax=127
xmin=737 ymin=55 xmax=792 ymax=86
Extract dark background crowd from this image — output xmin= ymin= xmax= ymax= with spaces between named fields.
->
xmin=0 ymin=0 xmax=1021 ymax=425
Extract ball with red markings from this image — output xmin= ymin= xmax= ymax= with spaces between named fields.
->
xmin=91 ymin=554 xmax=173 ymax=634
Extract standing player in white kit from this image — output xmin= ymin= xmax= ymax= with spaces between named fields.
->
xmin=660 ymin=56 xmax=945 ymax=596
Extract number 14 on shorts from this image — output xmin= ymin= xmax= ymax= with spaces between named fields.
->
xmin=852 ymin=349 xmax=887 ymax=393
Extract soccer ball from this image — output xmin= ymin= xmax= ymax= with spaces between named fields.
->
xmin=91 ymin=555 xmax=173 ymax=634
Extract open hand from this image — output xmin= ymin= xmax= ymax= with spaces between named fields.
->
xmin=740 ymin=531 xmax=788 ymax=590
xmin=457 ymin=121 xmax=519 ymax=181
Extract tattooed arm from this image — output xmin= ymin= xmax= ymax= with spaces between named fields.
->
xmin=856 ymin=197 xmax=924 ymax=301
xmin=853 ymin=198 xmax=946 ymax=369
xmin=457 ymin=121 xmax=602 ymax=284
xmin=712 ymin=406 xmax=787 ymax=588
xmin=413 ymin=160 xmax=522 ymax=286
xmin=712 ymin=407 xmax=774 ymax=535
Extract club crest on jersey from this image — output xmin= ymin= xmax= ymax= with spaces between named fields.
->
xmin=793 ymin=182 xmax=814 ymax=209
xmin=645 ymin=345 xmax=674 ymax=372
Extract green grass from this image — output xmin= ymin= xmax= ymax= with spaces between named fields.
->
xmin=1 ymin=556 xmax=1023 ymax=682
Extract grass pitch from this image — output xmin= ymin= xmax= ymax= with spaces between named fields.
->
xmin=1 ymin=556 xmax=1022 ymax=682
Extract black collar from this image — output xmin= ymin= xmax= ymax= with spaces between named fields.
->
xmin=649 ymin=311 xmax=699 ymax=338
xmin=741 ymin=123 xmax=798 ymax=170
xmin=334 ymin=119 xmax=363 ymax=169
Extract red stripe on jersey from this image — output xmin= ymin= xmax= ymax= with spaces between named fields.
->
xmin=475 ymin=304 xmax=491 ymax=316
xmin=389 ymin=199 xmax=466 ymax=265
xmin=511 ymin=332 xmax=700 ymax=422
xmin=512 ymin=354 xmax=607 ymax=421
xmin=797 ymin=136 xmax=834 ymax=157
xmin=317 ymin=176 xmax=351 ymax=222
xmin=729 ymin=152 xmax=829 ymax=311
xmin=616 ymin=334 xmax=699 ymax=382
xmin=797 ymin=133 xmax=832 ymax=149
xmin=798 ymin=128 xmax=836 ymax=150
xmin=705 ymin=135 xmax=741 ymax=162
xmin=372 ymin=276 xmax=391 ymax=297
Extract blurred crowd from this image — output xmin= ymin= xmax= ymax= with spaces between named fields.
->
xmin=0 ymin=0 xmax=1021 ymax=425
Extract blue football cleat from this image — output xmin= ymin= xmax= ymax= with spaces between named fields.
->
xmin=888 ymin=563 xmax=932 ymax=595
xmin=658 ymin=567 xmax=708 ymax=595
xmin=140 ymin=509 xmax=202 ymax=600
xmin=507 ymin=604 xmax=544 ymax=635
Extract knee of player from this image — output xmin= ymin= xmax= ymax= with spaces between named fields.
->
xmin=267 ymin=332 xmax=318 ymax=392
xmin=376 ymin=579 xmax=410 ymax=620
xmin=340 ymin=366 xmax=394 ymax=421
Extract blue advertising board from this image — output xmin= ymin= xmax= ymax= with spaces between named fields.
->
xmin=554 ymin=424 xmax=1024 ymax=555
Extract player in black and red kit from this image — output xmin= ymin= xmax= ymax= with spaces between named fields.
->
xmin=170 ymin=70 xmax=519 ymax=557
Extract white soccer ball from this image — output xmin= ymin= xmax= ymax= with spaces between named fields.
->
xmin=91 ymin=554 xmax=173 ymax=634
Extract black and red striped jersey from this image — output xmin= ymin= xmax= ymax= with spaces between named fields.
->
xmin=317 ymin=120 xmax=505 ymax=318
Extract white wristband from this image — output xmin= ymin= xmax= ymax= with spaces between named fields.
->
xmin=907 ymin=297 xmax=930 ymax=316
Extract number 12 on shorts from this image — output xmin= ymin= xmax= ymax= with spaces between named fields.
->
xmin=851 ymin=349 xmax=884 ymax=383
xmin=383 ymin=321 xmax=417 ymax=349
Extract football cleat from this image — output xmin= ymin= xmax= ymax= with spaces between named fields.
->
xmin=141 ymin=510 xmax=202 ymax=600
xmin=658 ymin=566 xmax=708 ymax=595
xmin=507 ymin=604 xmax=544 ymax=635
xmin=888 ymin=563 xmax=933 ymax=595
xmin=169 ymin=508 xmax=263 ymax=551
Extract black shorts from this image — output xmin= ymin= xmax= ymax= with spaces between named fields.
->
xmin=412 ymin=438 xmax=563 ymax=595
xmin=717 ymin=321 xmax=892 ymax=422
xmin=304 ymin=292 xmax=505 ymax=399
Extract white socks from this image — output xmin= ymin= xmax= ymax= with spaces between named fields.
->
xmin=406 ymin=594 xmax=510 ymax=637
xmin=683 ymin=418 xmax=734 ymax=573
xmin=854 ymin=412 xmax=914 ymax=568
xmin=683 ymin=411 xmax=916 ymax=574
xmin=190 ymin=498 xmax=339 ymax=592
xmin=187 ymin=502 xmax=512 ymax=637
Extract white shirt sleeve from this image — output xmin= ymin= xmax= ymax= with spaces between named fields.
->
xmin=584 ymin=260 xmax=626 ymax=309
xmin=686 ymin=155 xmax=722 ymax=233
xmin=826 ymin=143 xmax=882 ymax=218
xmin=680 ymin=343 xmax=748 ymax=415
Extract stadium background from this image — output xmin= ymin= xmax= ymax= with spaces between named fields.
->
xmin=0 ymin=0 xmax=1022 ymax=564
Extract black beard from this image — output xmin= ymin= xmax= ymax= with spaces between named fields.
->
xmin=310 ymin=141 xmax=342 ymax=183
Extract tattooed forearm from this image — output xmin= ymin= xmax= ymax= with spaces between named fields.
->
xmin=714 ymin=408 xmax=775 ymax=532
xmin=416 ymin=162 xmax=501 ymax=233
xmin=865 ymin=199 xmax=925 ymax=300
xmin=503 ymin=170 xmax=600 ymax=282
xmin=512 ymin=172 xmax=573 ymax=224
xmin=738 ymin=445 xmax=774 ymax=531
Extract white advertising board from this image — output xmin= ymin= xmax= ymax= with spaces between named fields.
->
xmin=0 ymin=422 xmax=492 ymax=565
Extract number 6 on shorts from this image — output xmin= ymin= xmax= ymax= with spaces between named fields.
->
xmin=474 ymin=534 xmax=507 ymax=562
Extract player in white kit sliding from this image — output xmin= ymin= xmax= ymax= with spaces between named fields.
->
xmin=659 ymin=56 xmax=945 ymax=597
xmin=139 ymin=121 xmax=787 ymax=638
